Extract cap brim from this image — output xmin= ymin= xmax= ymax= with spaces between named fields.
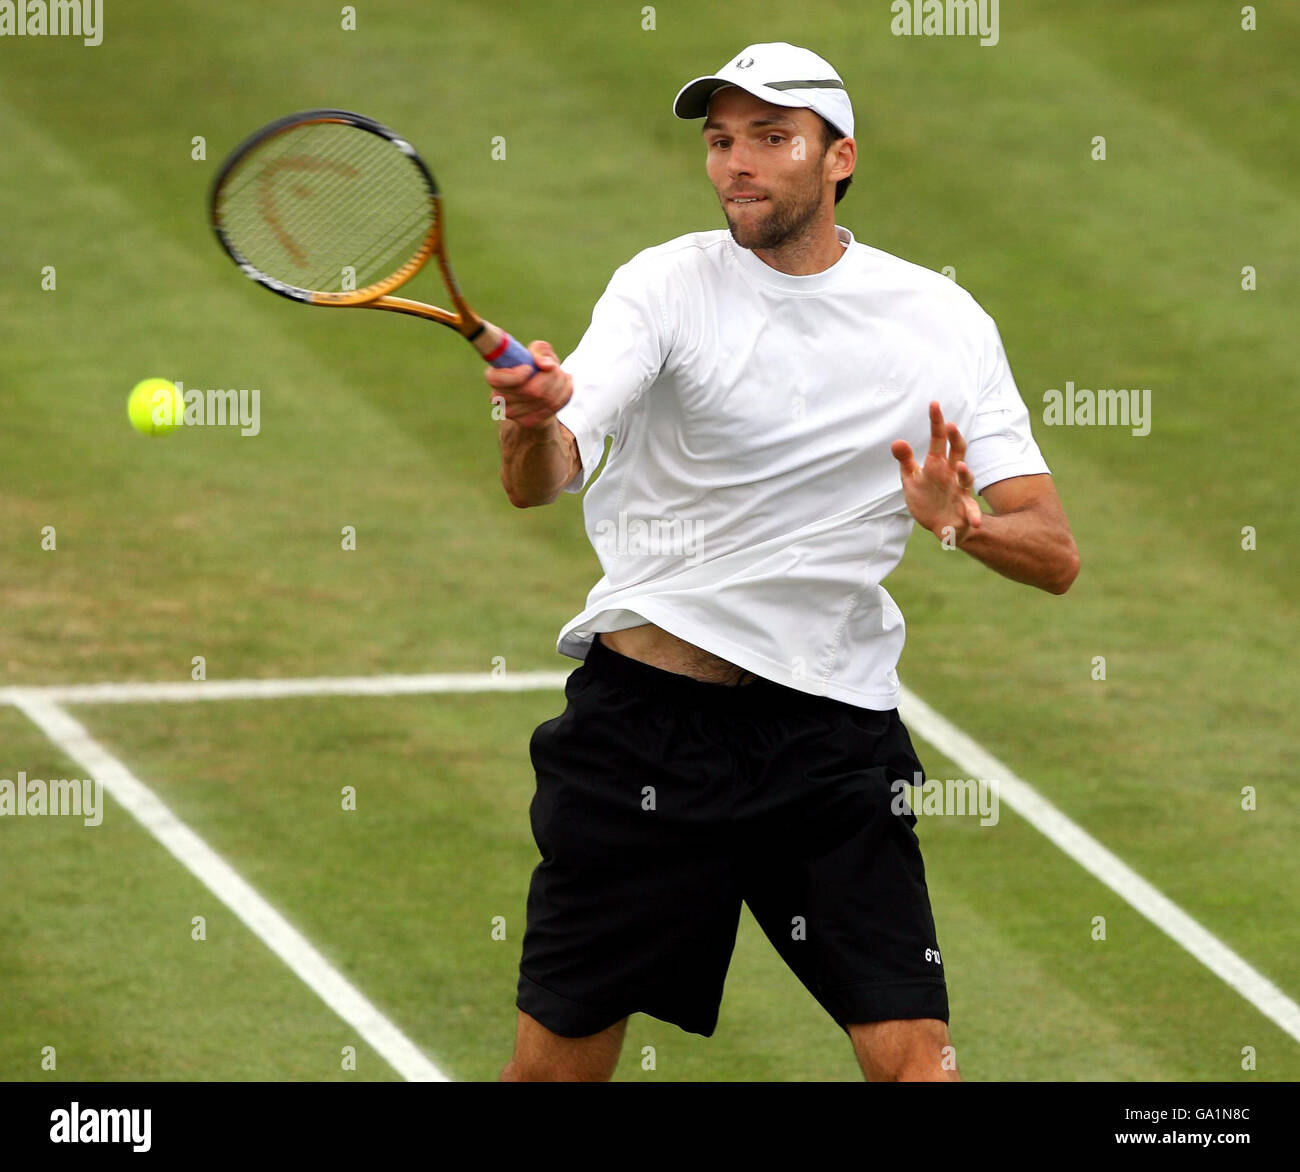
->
xmin=672 ymin=76 xmax=807 ymax=119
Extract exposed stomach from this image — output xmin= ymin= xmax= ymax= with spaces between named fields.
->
xmin=598 ymin=624 xmax=757 ymax=686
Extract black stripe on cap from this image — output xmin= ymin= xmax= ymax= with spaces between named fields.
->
xmin=765 ymin=79 xmax=846 ymax=91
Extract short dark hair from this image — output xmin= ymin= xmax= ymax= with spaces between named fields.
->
xmin=818 ymin=116 xmax=852 ymax=205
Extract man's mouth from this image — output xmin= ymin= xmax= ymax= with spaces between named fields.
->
xmin=728 ymin=195 xmax=766 ymax=205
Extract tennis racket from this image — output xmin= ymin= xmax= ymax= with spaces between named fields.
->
xmin=209 ymin=108 xmax=538 ymax=371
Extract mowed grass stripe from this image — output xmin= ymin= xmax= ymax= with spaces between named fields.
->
xmin=10 ymin=694 xmax=448 ymax=1081
xmin=1031 ymin=0 xmax=1300 ymax=196
xmin=0 ymin=709 xmax=402 ymax=1081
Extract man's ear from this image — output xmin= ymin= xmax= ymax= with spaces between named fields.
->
xmin=831 ymin=136 xmax=857 ymax=183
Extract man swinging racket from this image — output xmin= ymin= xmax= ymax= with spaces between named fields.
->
xmin=487 ymin=41 xmax=1079 ymax=1082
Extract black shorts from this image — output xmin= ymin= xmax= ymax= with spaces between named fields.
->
xmin=516 ymin=635 xmax=948 ymax=1038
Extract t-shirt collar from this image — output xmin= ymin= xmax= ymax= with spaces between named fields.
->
xmin=727 ymin=225 xmax=855 ymax=293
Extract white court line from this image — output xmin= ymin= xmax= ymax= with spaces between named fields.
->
xmin=900 ymin=687 xmax=1300 ymax=1045
xmin=0 ymin=671 xmax=571 ymax=706
xmin=7 ymin=690 xmax=449 ymax=1083
xmin=5 ymin=670 xmax=1297 ymax=1055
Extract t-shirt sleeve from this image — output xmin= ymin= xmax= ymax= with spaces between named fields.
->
xmin=963 ymin=312 xmax=1052 ymax=495
xmin=554 ymin=259 xmax=669 ymax=494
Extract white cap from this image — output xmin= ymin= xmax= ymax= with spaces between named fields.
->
xmin=672 ymin=42 xmax=853 ymax=139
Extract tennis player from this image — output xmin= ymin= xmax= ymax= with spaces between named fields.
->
xmin=487 ymin=42 xmax=1079 ymax=1082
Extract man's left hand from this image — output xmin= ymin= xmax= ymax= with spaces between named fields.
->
xmin=890 ymin=401 xmax=982 ymax=544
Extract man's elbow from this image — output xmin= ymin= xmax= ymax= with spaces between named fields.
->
xmin=1046 ymin=542 xmax=1081 ymax=595
xmin=504 ymin=487 xmax=546 ymax=509
xmin=502 ymin=475 xmax=557 ymax=510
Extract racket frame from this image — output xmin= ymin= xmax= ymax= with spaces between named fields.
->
xmin=209 ymin=108 xmax=485 ymax=340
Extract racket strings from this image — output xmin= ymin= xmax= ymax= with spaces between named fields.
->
xmin=223 ymin=129 xmax=427 ymax=289
xmin=262 ymin=146 xmax=428 ymax=289
xmin=216 ymin=121 xmax=434 ymax=294
xmin=262 ymin=145 xmax=420 ymax=272
xmin=335 ymin=163 xmax=436 ymax=284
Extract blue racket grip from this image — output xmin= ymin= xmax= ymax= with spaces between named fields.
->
xmin=486 ymin=333 xmax=540 ymax=372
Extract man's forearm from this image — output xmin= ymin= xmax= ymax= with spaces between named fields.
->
xmin=952 ymin=508 xmax=1080 ymax=594
xmin=497 ymin=417 xmax=574 ymax=508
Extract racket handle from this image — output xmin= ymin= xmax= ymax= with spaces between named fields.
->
xmin=482 ymin=332 xmax=540 ymax=372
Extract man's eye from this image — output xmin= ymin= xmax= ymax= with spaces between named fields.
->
xmin=766 ymin=135 xmax=785 ymax=145
xmin=710 ymin=139 xmax=730 ymax=149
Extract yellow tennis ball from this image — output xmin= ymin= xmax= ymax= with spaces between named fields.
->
xmin=127 ymin=378 xmax=184 ymax=436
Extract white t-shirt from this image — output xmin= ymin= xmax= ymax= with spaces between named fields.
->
xmin=553 ymin=226 xmax=1050 ymax=710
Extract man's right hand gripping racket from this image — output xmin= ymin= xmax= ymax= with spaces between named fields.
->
xmin=209 ymin=108 xmax=539 ymax=372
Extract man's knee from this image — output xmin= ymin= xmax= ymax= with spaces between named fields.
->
xmin=501 ymin=1010 xmax=628 ymax=1082
xmin=847 ymin=1017 xmax=959 ymax=1082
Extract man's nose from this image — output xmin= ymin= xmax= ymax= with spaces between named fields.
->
xmin=727 ymin=144 xmax=756 ymax=176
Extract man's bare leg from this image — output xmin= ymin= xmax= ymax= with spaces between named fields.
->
xmin=500 ymin=1010 xmax=629 ymax=1082
xmin=847 ymin=1018 xmax=960 ymax=1082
